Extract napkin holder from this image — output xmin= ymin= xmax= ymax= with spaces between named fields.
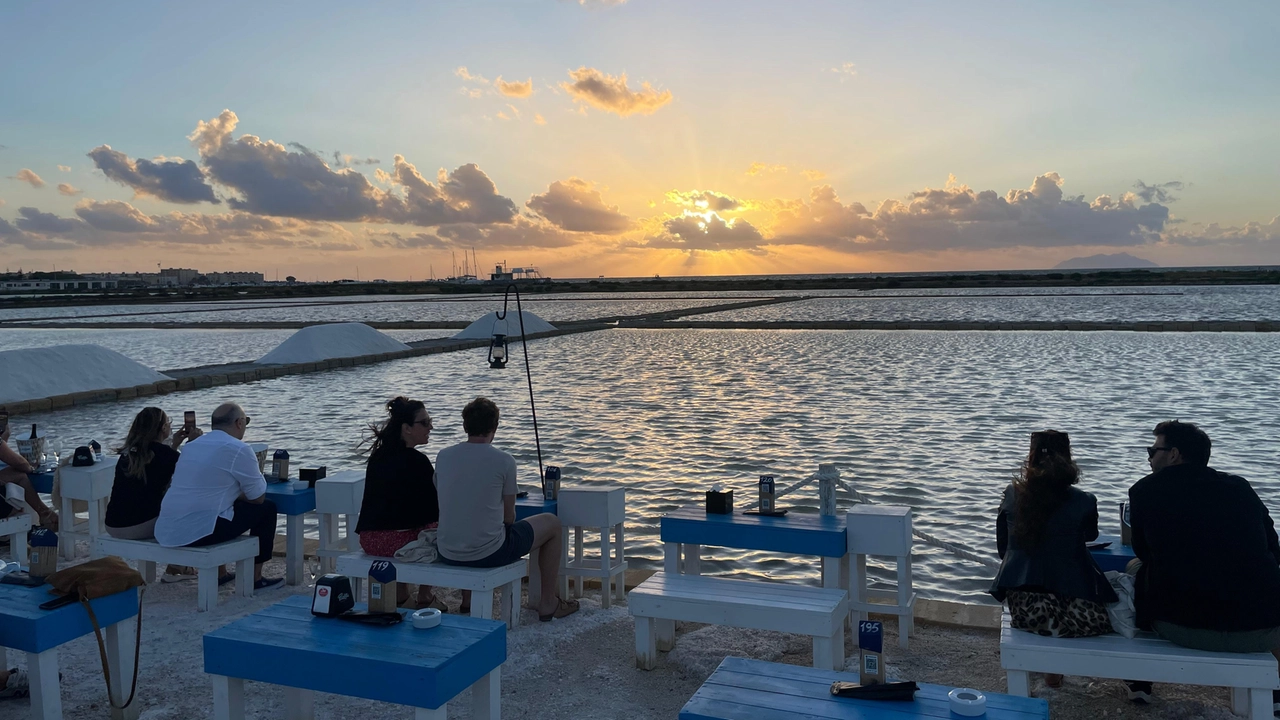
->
xmin=706 ymin=489 xmax=733 ymax=515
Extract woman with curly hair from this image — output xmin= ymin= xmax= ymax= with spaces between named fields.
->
xmin=354 ymin=396 xmax=446 ymax=611
xmin=991 ymin=431 xmax=1116 ymax=653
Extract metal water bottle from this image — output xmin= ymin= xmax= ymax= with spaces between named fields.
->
xmin=759 ymin=475 xmax=776 ymax=513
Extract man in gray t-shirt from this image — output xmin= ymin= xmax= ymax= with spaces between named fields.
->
xmin=435 ymin=397 xmax=579 ymax=621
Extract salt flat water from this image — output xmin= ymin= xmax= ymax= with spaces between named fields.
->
xmin=18 ymin=326 xmax=1280 ymax=604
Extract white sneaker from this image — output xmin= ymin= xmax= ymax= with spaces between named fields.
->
xmin=0 ymin=668 xmax=29 ymax=699
xmin=161 ymin=572 xmax=197 ymax=583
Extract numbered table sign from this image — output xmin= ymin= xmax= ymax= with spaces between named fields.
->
xmin=368 ymin=560 xmax=399 ymax=613
xmin=858 ymin=620 xmax=885 ymax=685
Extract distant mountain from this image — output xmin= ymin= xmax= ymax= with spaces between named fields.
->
xmin=1054 ymin=253 xmax=1158 ymax=270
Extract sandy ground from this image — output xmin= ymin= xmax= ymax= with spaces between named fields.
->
xmin=0 ymin=560 xmax=1261 ymax=719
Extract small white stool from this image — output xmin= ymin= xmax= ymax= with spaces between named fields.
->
xmin=58 ymin=463 xmax=115 ymax=560
xmin=1 ymin=513 xmax=33 ymax=564
xmin=315 ymin=469 xmax=364 ymax=574
xmin=557 ymin=487 xmax=627 ymax=608
xmin=847 ymin=504 xmax=917 ymax=649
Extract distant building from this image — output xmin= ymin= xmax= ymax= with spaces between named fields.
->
xmin=2 ymin=277 xmax=118 ymax=292
xmin=204 ymin=271 xmax=265 ymax=285
xmin=159 ymin=268 xmax=200 ymax=286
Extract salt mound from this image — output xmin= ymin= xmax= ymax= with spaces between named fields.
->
xmin=454 ymin=310 xmax=557 ymax=339
xmin=0 ymin=344 xmax=170 ymax=405
xmin=255 ymin=322 xmax=412 ymax=365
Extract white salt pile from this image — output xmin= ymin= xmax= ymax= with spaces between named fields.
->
xmin=0 ymin=344 xmax=170 ymax=405
xmin=454 ymin=310 xmax=557 ymax=339
xmin=255 ymin=322 xmax=412 ymax=365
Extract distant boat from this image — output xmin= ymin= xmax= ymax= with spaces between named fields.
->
xmin=488 ymin=262 xmax=550 ymax=284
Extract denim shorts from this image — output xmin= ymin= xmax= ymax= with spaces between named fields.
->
xmin=440 ymin=520 xmax=535 ymax=568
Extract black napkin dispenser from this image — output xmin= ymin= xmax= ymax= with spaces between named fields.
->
xmin=312 ymin=574 xmax=355 ymax=617
xmin=706 ymin=489 xmax=733 ymax=515
xmin=300 ymin=466 xmax=327 ymax=488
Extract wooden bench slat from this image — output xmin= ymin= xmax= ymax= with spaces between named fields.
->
xmin=635 ymin=573 xmax=846 ymax=607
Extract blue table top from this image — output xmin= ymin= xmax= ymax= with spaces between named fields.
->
xmin=0 ymin=583 xmax=139 ymax=654
xmin=516 ymin=495 xmax=557 ymax=520
xmin=1089 ymin=534 xmax=1135 ymax=573
xmin=263 ymin=482 xmax=316 ymax=516
xmin=661 ymin=506 xmax=848 ymax=558
xmin=203 ymin=595 xmax=505 ymax=709
xmin=680 ymin=657 xmax=1049 ymax=720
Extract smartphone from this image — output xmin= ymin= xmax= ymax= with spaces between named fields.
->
xmin=183 ymin=411 xmax=197 ymax=432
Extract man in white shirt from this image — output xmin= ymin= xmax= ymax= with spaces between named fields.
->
xmin=154 ymin=403 xmax=283 ymax=590
xmin=436 ymin=397 xmax=577 ymax=621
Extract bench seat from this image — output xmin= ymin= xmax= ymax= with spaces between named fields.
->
xmin=1001 ymin=612 xmax=1279 ymax=719
xmin=630 ymin=572 xmax=848 ymax=671
xmin=335 ymin=552 xmax=525 ymax=628
xmin=94 ymin=535 xmax=258 ymax=612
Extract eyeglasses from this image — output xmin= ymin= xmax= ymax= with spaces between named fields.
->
xmin=1146 ymin=445 xmax=1173 ymax=458
xmin=242 ymin=416 xmax=252 ymax=427
xmin=412 ymin=419 xmax=433 ymax=430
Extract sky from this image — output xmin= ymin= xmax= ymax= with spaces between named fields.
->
xmin=2 ymin=0 xmax=1279 ymax=280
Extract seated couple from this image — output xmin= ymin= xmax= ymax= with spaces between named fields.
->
xmin=104 ymin=403 xmax=284 ymax=591
xmin=990 ymin=423 xmax=1280 ymax=707
xmin=355 ymin=396 xmax=578 ymax=621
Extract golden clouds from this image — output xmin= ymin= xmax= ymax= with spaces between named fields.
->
xmin=495 ymin=76 xmax=533 ymax=98
xmin=57 ymin=183 xmax=82 ymax=196
xmin=13 ymin=169 xmax=45 ymax=188
xmin=745 ymin=162 xmax=786 ymax=177
xmin=561 ymin=67 xmax=672 ymax=117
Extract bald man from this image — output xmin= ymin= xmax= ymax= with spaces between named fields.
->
xmin=155 ymin=403 xmax=283 ymax=590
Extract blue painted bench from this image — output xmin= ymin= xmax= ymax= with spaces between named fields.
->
xmin=1089 ymin=533 xmax=1135 ymax=573
xmin=0 ymin=583 xmax=141 ymax=720
xmin=263 ymin=482 xmax=315 ymax=586
xmin=681 ymin=657 xmax=1049 ymax=720
xmin=203 ymin=595 xmax=506 ymax=719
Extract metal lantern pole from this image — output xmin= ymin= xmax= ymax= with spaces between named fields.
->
xmin=494 ymin=283 xmax=546 ymax=497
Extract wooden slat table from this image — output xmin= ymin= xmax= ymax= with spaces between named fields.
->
xmin=0 ymin=583 xmax=140 ymax=720
xmin=203 ymin=595 xmax=506 ymax=719
xmin=262 ymin=482 xmax=315 ymax=586
xmin=680 ymin=657 xmax=1048 ymax=720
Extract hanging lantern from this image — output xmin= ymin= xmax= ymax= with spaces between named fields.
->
xmin=488 ymin=333 xmax=508 ymax=369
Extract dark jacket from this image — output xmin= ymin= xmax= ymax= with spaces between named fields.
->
xmin=1130 ymin=463 xmax=1280 ymax=632
xmin=105 ymin=442 xmax=180 ymax=529
xmin=354 ymin=445 xmax=438 ymax=533
xmin=990 ymin=484 xmax=1117 ymax=604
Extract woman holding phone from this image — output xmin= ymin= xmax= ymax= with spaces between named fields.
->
xmin=106 ymin=407 xmax=202 ymax=582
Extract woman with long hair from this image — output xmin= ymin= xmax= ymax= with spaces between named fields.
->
xmin=105 ymin=406 xmax=202 ymax=581
xmin=991 ymin=430 xmax=1116 ymax=649
xmin=354 ymin=396 xmax=446 ymax=611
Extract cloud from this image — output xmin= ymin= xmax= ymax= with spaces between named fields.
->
xmin=534 ymin=113 xmax=546 ymax=126
xmin=1163 ymin=215 xmax=1280 ymax=248
xmin=527 ymin=178 xmax=631 ymax=233
xmin=495 ymin=76 xmax=533 ymax=98
xmin=577 ymin=0 xmax=627 ymax=4
xmin=745 ymin=162 xmax=787 ymax=177
xmin=88 ymin=144 xmax=220 ymax=205
xmin=665 ymin=189 xmax=745 ymax=212
xmin=455 ymin=66 xmax=489 ymax=84
xmin=57 ymin=165 xmax=71 ymax=172
xmin=560 ymin=67 xmax=672 ymax=117
xmin=0 ymin=199 xmax=6 ymax=207
xmin=14 ymin=206 xmax=80 ymax=234
xmin=57 ymin=183 xmax=82 ymax=196
xmin=644 ymin=211 xmax=766 ymax=251
xmin=12 ymin=169 xmax=45 ymax=188
xmin=460 ymin=87 xmax=484 ymax=99
xmin=802 ymin=169 xmax=827 ymax=181
xmin=187 ymin=110 xmax=517 ymax=226
xmin=434 ymin=214 xmax=580 ymax=249
xmin=830 ymin=62 xmax=857 ymax=80
xmin=1133 ymin=180 xmax=1184 ymax=204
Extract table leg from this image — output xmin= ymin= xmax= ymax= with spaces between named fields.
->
xmin=528 ymin=552 xmax=541 ymax=605
xmin=599 ymin=527 xmax=612 ymax=609
xmin=106 ymin=618 xmax=140 ymax=720
xmin=1005 ymin=670 xmax=1030 ymax=697
xmin=237 ymin=557 xmax=254 ymax=599
xmin=28 ymin=647 xmax=61 ymax=719
xmin=557 ymin=524 xmax=569 ymax=600
xmin=60 ymin=496 xmax=74 ymax=560
xmin=284 ymin=687 xmax=315 ymax=720
xmin=471 ymin=668 xmax=500 ymax=720
xmin=573 ymin=526 xmax=584 ymax=598
xmin=663 ymin=542 xmax=682 ymax=575
xmin=198 ymin=568 xmax=217 ymax=612
xmin=852 ymin=554 xmax=868 ymax=625
xmin=613 ymin=522 xmax=626 ymax=602
xmin=317 ymin=513 xmax=334 ymax=575
xmin=211 ymin=674 xmax=246 ymax=720
xmin=683 ymin=544 xmax=701 ymax=575
xmin=141 ymin=561 xmax=157 ymax=585
xmin=286 ymin=514 xmax=303 ymax=586
xmin=88 ymin=500 xmax=104 ymax=559
xmin=472 ymin=589 xmax=494 ymax=620
xmin=656 ymin=619 xmax=675 ymax=651
xmin=414 ymin=706 xmax=447 ymax=719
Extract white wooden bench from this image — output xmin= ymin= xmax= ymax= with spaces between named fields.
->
xmin=1001 ymin=613 xmax=1279 ymax=719
xmin=94 ymin=536 xmax=258 ymax=612
xmin=630 ymin=572 xmax=848 ymax=671
xmin=335 ymin=552 xmax=526 ymax=628
xmin=1 ymin=513 xmax=33 ymax=564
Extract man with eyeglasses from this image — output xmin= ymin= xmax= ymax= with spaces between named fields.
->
xmin=1124 ymin=420 xmax=1280 ymax=708
xmin=155 ymin=403 xmax=285 ymax=591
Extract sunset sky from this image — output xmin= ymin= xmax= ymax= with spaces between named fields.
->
xmin=3 ymin=1 xmax=1278 ymax=280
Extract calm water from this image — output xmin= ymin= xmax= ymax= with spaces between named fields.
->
xmin=13 ymin=328 xmax=1279 ymax=604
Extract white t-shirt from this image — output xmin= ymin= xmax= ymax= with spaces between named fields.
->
xmin=154 ymin=430 xmax=267 ymax=547
xmin=434 ymin=442 xmax=518 ymax=562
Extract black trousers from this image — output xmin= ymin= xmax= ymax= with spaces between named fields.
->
xmin=189 ymin=498 xmax=278 ymax=564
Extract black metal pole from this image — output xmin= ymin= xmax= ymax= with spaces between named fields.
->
xmin=496 ymin=284 xmax=545 ymax=497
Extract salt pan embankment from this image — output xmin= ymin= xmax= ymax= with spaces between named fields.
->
xmin=255 ymin=322 xmax=412 ymax=365
xmin=0 ymin=344 xmax=170 ymax=406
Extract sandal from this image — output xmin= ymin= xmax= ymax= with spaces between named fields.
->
xmin=539 ymin=597 xmax=580 ymax=622
xmin=38 ymin=511 xmax=59 ymax=531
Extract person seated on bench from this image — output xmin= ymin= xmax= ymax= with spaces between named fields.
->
xmin=1125 ymin=420 xmax=1280 ymax=707
xmin=991 ymin=430 xmax=1116 ymax=687
xmin=154 ymin=403 xmax=284 ymax=591
xmin=435 ymin=397 xmax=577 ymax=621
xmin=106 ymin=407 xmax=204 ymax=583
xmin=0 ymin=421 xmax=58 ymax=529
xmin=354 ymin=396 xmax=447 ymax=612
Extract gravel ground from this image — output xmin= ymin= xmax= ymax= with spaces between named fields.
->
xmin=1 ymin=565 xmax=1263 ymax=719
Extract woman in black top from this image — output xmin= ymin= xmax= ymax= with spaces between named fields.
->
xmin=106 ymin=407 xmax=202 ymax=581
xmin=355 ymin=396 xmax=444 ymax=610
xmin=991 ymin=430 xmax=1116 ymax=646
